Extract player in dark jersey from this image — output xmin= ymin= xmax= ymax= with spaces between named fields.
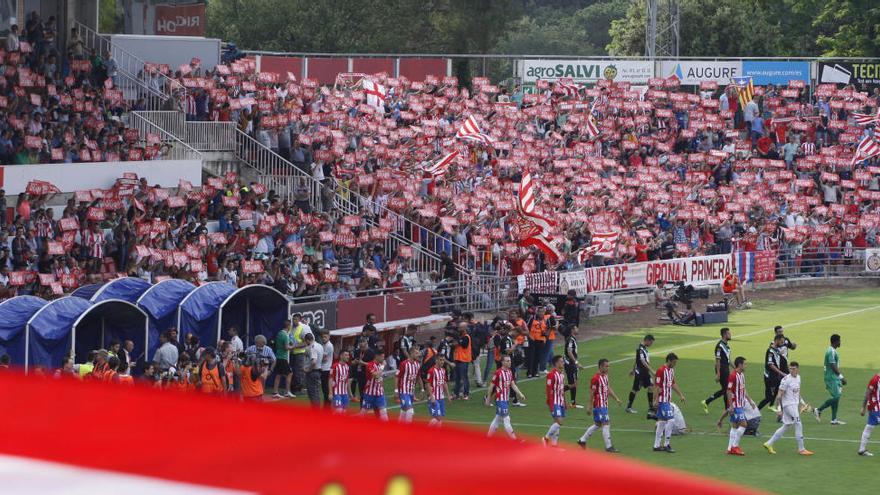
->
xmin=702 ymin=328 xmax=732 ymax=414
xmin=626 ymin=335 xmax=655 ymax=417
xmin=563 ymin=325 xmax=585 ymax=408
xmin=757 ymin=334 xmax=786 ymax=411
xmin=774 ymin=325 xmax=796 ymax=374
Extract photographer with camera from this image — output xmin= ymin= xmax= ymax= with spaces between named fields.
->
xmin=197 ymin=347 xmax=227 ymax=394
xmin=526 ymin=306 xmax=550 ymax=378
xmin=237 ymin=351 xmax=270 ymax=401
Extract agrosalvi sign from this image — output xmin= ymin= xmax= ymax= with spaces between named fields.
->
xmin=521 ymin=59 xmax=653 ymax=84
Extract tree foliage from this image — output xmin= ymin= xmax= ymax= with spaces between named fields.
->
xmin=204 ymin=0 xmax=879 ymax=58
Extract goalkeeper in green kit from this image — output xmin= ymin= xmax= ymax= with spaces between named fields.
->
xmin=814 ymin=334 xmax=846 ymax=425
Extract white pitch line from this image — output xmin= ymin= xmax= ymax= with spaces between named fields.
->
xmin=387 ymin=304 xmax=880 ymax=410
xmin=447 ymin=420 xmax=880 ymax=446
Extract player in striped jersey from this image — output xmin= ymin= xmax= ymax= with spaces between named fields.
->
xmin=543 ymin=355 xmax=569 ymax=447
xmin=359 ymin=350 xmax=388 ymax=421
xmin=653 ymin=353 xmax=685 ymax=453
xmin=858 ymin=372 xmax=880 ymax=456
xmin=396 ymin=348 xmax=423 ymax=423
xmin=328 ymin=350 xmax=351 ymax=412
xmin=578 ymin=358 xmax=622 ymax=452
xmin=426 ymin=354 xmax=450 ymax=427
xmin=485 ymin=355 xmax=526 ymax=439
xmin=726 ymin=357 xmax=756 ymax=456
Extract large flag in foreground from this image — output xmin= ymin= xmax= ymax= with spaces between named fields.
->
xmin=0 ymin=372 xmax=753 ymax=494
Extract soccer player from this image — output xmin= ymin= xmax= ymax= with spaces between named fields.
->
xmin=397 ymin=348 xmax=423 ymax=423
xmin=756 ymin=334 xmax=785 ymax=412
xmin=360 ymin=350 xmax=388 ymax=421
xmin=763 ymin=361 xmax=814 ymax=456
xmin=626 ymin=334 xmax=655 ymax=417
xmin=328 ymin=349 xmax=351 ymax=412
xmin=702 ymin=327 xmax=731 ymax=414
xmin=815 ymin=334 xmax=846 ymax=425
xmin=485 ymin=355 xmax=526 ymax=439
xmin=563 ymin=325 xmax=584 ymax=408
xmin=725 ymin=356 xmax=756 ymax=456
xmin=774 ymin=325 xmax=797 ymax=372
xmin=578 ymin=358 xmax=622 ymax=452
xmin=653 ymin=353 xmax=685 ymax=453
xmin=543 ymin=355 xmax=568 ymax=447
xmin=858 ymin=371 xmax=880 ymax=456
xmin=426 ymin=353 xmax=450 ymax=427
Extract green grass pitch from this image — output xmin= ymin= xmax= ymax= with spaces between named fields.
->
xmin=395 ymin=288 xmax=880 ymax=494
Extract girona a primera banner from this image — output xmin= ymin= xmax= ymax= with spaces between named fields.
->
xmin=560 ymin=253 xmax=734 ymax=296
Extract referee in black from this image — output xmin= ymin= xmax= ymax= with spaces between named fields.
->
xmin=757 ymin=333 xmax=786 ymax=410
xmin=701 ymin=327 xmax=731 ymax=413
xmin=625 ymin=334 xmax=655 ymax=417
xmin=563 ymin=325 xmax=584 ymax=408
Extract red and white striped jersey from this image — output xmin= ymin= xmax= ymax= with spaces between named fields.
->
xmin=364 ymin=361 xmax=384 ymax=396
xmin=591 ymin=373 xmax=609 ymax=408
xmin=396 ymin=359 xmax=420 ymax=395
xmin=654 ymin=365 xmax=675 ymax=403
xmin=492 ymin=368 xmax=514 ymax=401
xmin=868 ymin=374 xmax=880 ymax=412
xmin=85 ymin=230 xmax=104 ymax=258
xmin=545 ymin=368 xmax=565 ymax=407
xmin=801 ymin=141 xmax=816 ymax=156
xmin=330 ymin=361 xmax=350 ymax=396
xmin=426 ymin=366 xmax=447 ymax=401
xmin=727 ymin=370 xmax=747 ymax=408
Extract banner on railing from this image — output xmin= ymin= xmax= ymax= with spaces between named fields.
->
xmin=520 ymin=253 xmax=735 ymax=296
xmin=866 ymin=248 xmax=880 ymax=273
xmin=291 ymin=300 xmax=338 ymax=331
xmin=520 ymin=59 xmax=653 ymax=84
xmin=734 ymin=250 xmax=777 ymax=283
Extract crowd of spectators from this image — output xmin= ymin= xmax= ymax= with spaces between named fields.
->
xmin=1 ymin=12 xmax=170 ymax=166
xmin=146 ymin=56 xmax=880 ymax=275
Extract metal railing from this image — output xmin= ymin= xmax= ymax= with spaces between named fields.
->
xmin=127 ymin=112 xmax=204 ymax=161
xmin=74 ymin=22 xmax=184 ymax=110
xmin=775 ymin=247 xmax=878 ymax=280
xmin=186 ymin=122 xmax=237 ymax=151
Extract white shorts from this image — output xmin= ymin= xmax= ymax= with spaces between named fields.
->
xmin=781 ymin=404 xmax=800 ymax=425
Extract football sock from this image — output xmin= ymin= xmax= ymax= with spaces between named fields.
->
xmin=735 ymin=426 xmax=746 ymax=447
xmin=647 ymin=392 xmax=655 ymax=411
xmin=602 ymin=425 xmax=612 ymax=449
xmin=830 ymin=398 xmax=839 ymax=420
xmin=728 ymin=428 xmax=737 ymax=450
xmin=488 ymin=416 xmax=500 ymax=436
xmin=627 ymin=391 xmax=636 ymax=408
xmin=795 ymin=421 xmax=805 ymax=451
xmin=654 ymin=421 xmax=666 ymax=448
xmin=817 ymin=397 xmax=835 ymax=412
xmin=860 ymin=425 xmax=874 ymax=452
xmin=546 ymin=423 xmax=561 ymax=446
xmin=570 ymin=385 xmax=577 ymax=403
xmin=580 ymin=424 xmax=599 ymax=443
xmin=378 ymin=409 xmax=389 ymax=421
xmin=664 ymin=419 xmax=674 ymax=446
xmin=502 ymin=416 xmax=515 ymax=438
xmin=768 ymin=423 xmax=788 ymax=446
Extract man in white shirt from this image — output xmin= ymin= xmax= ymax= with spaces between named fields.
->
xmin=227 ymin=327 xmax=244 ymax=354
xmin=763 ymin=362 xmax=814 ymax=455
xmin=320 ymin=332 xmax=334 ymax=406
xmin=304 ymin=332 xmax=324 ymax=407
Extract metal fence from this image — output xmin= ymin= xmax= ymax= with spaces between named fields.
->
xmin=75 ymin=22 xmax=184 ymax=110
xmin=126 ymin=112 xmax=204 ymax=161
xmin=775 ymin=247 xmax=878 ymax=280
xmin=186 ymin=122 xmax=237 ymax=151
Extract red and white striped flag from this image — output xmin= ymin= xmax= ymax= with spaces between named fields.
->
xmin=575 ymin=232 xmax=620 ymax=263
xmin=585 ymin=113 xmax=600 ymax=139
xmin=362 ymin=79 xmax=386 ymax=110
xmin=456 ymin=115 xmax=493 ymax=145
xmin=852 ymin=108 xmax=880 ymax=126
xmin=852 ymin=135 xmax=880 ymax=165
xmin=521 ymin=233 xmax=563 ymax=265
xmin=555 ymin=78 xmax=582 ymax=98
xmin=518 ymin=173 xmax=536 ymax=215
xmin=424 ymin=150 xmax=459 ymax=181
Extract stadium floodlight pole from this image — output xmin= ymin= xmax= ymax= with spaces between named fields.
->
xmin=645 ymin=0 xmax=680 ymax=59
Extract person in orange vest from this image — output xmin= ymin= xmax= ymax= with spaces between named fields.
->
xmin=239 ymin=352 xmax=269 ymax=401
xmin=453 ymin=322 xmax=473 ymax=400
xmin=526 ymin=307 xmax=550 ymax=378
xmin=198 ymin=347 xmax=227 ymax=394
xmin=89 ymin=349 xmax=110 ymax=381
xmin=102 ymin=356 xmax=120 ymax=384
xmin=115 ymin=357 xmax=133 ymax=385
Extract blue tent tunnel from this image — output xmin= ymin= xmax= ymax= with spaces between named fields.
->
xmin=26 ymin=296 xmax=93 ymax=372
xmin=136 ymin=279 xmax=196 ymax=360
xmin=219 ymin=285 xmax=291 ymax=348
xmin=70 ymin=283 xmax=105 ymax=300
xmin=0 ymin=296 xmax=48 ymax=366
xmin=70 ymin=299 xmax=149 ymax=366
xmin=177 ymin=282 xmax=237 ymax=350
xmin=90 ymin=277 xmax=151 ymax=304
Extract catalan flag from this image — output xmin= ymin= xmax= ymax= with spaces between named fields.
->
xmin=731 ymin=76 xmax=754 ymax=108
